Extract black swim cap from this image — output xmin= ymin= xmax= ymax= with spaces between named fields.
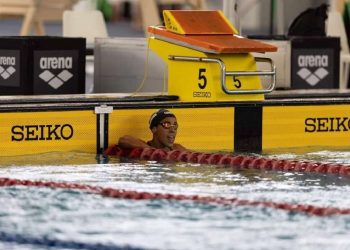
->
xmin=149 ymin=109 xmax=176 ymax=129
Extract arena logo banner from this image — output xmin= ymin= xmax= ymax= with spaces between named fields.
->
xmin=292 ymin=48 xmax=334 ymax=89
xmin=34 ymin=50 xmax=79 ymax=94
xmin=0 ymin=50 xmax=20 ymax=87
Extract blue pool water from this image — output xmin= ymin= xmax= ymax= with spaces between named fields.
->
xmin=0 ymin=150 xmax=350 ymax=250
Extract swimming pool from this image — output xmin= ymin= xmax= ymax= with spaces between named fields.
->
xmin=0 ymin=150 xmax=350 ymax=250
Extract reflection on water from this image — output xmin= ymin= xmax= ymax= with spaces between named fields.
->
xmin=263 ymin=146 xmax=350 ymax=163
xmin=0 ymin=149 xmax=349 ymax=249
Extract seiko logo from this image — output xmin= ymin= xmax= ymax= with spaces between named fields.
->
xmin=297 ymin=55 xmax=329 ymax=86
xmin=0 ymin=56 xmax=16 ymax=80
xmin=38 ymin=56 xmax=73 ymax=89
xmin=298 ymin=55 xmax=328 ymax=67
xmin=11 ymin=124 xmax=74 ymax=141
xmin=193 ymin=91 xmax=211 ymax=98
xmin=40 ymin=57 xmax=72 ymax=69
xmin=305 ymin=117 xmax=350 ymax=132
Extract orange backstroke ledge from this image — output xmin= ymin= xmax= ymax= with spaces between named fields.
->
xmin=148 ymin=10 xmax=277 ymax=54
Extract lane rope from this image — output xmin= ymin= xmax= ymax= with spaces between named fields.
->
xmin=1 ymin=177 xmax=350 ymax=216
xmin=104 ymin=145 xmax=350 ymax=176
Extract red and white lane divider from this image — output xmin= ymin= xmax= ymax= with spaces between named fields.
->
xmin=104 ymin=145 xmax=350 ymax=176
xmin=1 ymin=177 xmax=349 ymax=216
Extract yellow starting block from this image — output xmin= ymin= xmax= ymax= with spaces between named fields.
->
xmin=148 ymin=10 xmax=278 ymax=102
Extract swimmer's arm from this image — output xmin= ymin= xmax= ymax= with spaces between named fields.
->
xmin=118 ymin=135 xmax=151 ymax=149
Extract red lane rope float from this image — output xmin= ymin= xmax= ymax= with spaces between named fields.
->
xmin=104 ymin=145 xmax=350 ymax=176
xmin=1 ymin=177 xmax=350 ymax=216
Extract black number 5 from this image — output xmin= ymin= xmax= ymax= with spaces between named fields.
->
xmin=233 ymin=76 xmax=241 ymax=88
xmin=198 ymin=68 xmax=207 ymax=89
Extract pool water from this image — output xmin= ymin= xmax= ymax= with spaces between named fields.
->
xmin=0 ymin=150 xmax=350 ymax=250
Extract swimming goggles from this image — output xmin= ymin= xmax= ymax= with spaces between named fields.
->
xmin=159 ymin=121 xmax=178 ymax=130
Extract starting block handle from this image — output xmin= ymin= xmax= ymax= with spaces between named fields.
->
xmin=168 ymin=56 xmax=276 ymax=95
